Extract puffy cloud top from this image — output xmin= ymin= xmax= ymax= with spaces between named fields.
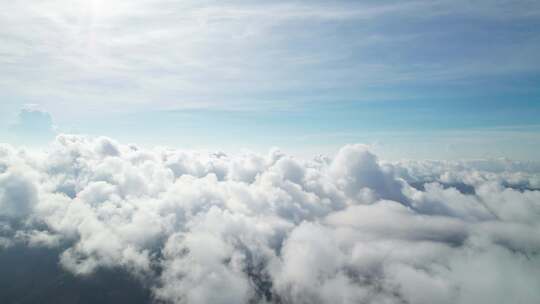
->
xmin=1 ymin=135 xmax=540 ymax=304
xmin=9 ymin=108 xmax=56 ymax=144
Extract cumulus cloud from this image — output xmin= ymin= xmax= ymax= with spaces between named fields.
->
xmin=0 ymin=135 xmax=539 ymax=303
xmin=9 ymin=108 xmax=56 ymax=144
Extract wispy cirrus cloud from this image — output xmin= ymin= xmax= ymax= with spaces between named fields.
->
xmin=1 ymin=0 xmax=539 ymax=117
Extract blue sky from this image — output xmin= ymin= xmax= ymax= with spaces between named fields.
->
xmin=1 ymin=0 xmax=540 ymax=159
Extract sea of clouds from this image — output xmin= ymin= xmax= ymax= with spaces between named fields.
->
xmin=1 ymin=135 xmax=539 ymax=304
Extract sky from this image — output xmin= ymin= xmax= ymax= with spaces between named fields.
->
xmin=2 ymin=2 xmax=540 ymax=303
xmin=1 ymin=0 xmax=540 ymax=160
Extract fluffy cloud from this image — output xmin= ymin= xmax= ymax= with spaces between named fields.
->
xmin=9 ymin=108 xmax=56 ymax=144
xmin=1 ymin=135 xmax=539 ymax=303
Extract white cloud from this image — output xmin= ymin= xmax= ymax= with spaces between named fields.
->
xmin=0 ymin=134 xmax=539 ymax=303
xmin=8 ymin=108 xmax=56 ymax=144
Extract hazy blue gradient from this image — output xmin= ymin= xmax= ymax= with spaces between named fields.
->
xmin=1 ymin=0 xmax=539 ymax=159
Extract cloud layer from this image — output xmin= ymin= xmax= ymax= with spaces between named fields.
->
xmin=1 ymin=135 xmax=540 ymax=303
